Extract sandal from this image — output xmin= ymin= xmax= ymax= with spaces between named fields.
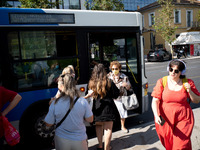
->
xmin=121 ymin=128 xmax=129 ymax=133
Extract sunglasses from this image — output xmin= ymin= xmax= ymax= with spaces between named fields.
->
xmin=112 ymin=68 xmax=119 ymax=70
xmin=169 ymin=67 xmax=179 ymax=74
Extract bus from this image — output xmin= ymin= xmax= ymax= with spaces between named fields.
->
xmin=0 ymin=8 xmax=148 ymax=147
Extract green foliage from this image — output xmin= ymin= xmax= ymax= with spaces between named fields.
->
xmin=153 ymin=0 xmax=177 ymax=45
xmin=19 ymin=0 xmax=61 ymax=8
xmin=85 ymin=0 xmax=124 ymax=11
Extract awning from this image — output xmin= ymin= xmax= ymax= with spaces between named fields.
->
xmin=172 ymin=32 xmax=200 ymax=45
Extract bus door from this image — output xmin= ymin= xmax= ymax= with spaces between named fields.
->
xmin=87 ymin=31 xmax=141 ymax=116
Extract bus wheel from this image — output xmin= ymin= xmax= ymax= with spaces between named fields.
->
xmin=19 ymin=99 xmax=54 ymax=149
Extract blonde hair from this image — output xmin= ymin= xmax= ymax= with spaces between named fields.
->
xmin=62 ymin=65 xmax=74 ymax=75
xmin=55 ymin=73 xmax=79 ymax=109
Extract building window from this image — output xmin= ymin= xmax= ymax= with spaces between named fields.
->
xmin=186 ymin=10 xmax=193 ymax=27
xmin=61 ymin=0 xmax=81 ymax=9
xmin=69 ymin=0 xmax=80 ymax=9
xmin=148 ymin=12 xmax=155 ymax=26
xmin=174 ymin=10 xmax=181 ymax=24
xmin=7 ymin=1 xmax=21 ymax=7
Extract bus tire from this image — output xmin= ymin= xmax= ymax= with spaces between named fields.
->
xmin=19 ymin=99 xmax=54 ymax=149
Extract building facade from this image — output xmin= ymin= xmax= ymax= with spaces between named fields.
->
xmin=138 ymin=0 xmax=200 ymax=55
xmin=86 ymin=0 xmax=157 ymax=11
xmin=4 ymin=0 xmax=84 ymax=9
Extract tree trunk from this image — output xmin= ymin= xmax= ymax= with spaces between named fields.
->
xmin=169 ymin=44 xmax=174 ymax=59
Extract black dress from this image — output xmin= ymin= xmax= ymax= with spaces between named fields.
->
xmin=92 ymin=81 xmax=120 ymax=122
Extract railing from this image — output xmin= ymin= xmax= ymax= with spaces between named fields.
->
xmin=192 ymin=21 xmax=200 ymax=27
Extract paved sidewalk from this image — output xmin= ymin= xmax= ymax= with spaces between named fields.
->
xmin=88 ymin=108 xmax=200 ymax=150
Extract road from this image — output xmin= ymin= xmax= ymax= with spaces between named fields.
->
xmin=146 ymin=57 xmax=200 ymax=92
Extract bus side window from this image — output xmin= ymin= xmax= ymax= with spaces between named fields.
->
xmin=7 ymin=32 xmax=20 ymax=60
xmin=56 ymin=34 xmax=77 ymax=57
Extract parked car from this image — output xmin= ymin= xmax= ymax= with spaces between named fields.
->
xmin=147 ymin=49 xmax=172 ymax=62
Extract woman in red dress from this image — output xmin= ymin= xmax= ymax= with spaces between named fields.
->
xmin=151 ymin=59 xmax=200 ymax=150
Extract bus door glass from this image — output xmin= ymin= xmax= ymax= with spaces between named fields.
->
xmin=126 ymin=37 xmax=139 ymax=93
xmin=7 ymin=30 xmax=79 ymax=91
xmin=88 ymin=32 xmax=126 ymax=73
xmin=88 ymin=32 xmax=138 ymax=84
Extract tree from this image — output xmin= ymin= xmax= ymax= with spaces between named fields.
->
xmin=19 ymin=0 xmax=61 ymax=9
xmin=85 ymin=0 xmax=124 ymax=11
xmin=153 ymin=0 xmax=177 ymax=58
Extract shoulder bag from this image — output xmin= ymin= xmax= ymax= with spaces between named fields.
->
xmin=121 ymin=89 xmax=139 ymax=110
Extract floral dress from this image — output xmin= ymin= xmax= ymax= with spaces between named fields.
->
xmin=151 ymin=77 xmax=200 ymax=150
xmin=107 ymin=72 xmax=131 ymax=119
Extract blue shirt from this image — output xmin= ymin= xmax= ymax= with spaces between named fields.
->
xmin=44 ymin=96 xmax=93 ymax=141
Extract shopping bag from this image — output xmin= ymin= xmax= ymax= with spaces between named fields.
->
xmin=1 ymin=116 xmax=20 ymax=146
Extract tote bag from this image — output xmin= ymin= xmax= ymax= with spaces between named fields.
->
xmin=1 ymin=116 xmax=20 ymax=146
xmin=121 ymin=93 xmax=139 ymax=110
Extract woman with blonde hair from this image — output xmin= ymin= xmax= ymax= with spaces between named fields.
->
xmin=49 ymin=65 xmax=75 ymax=105
xmin=45 ymin=73 xmax=93 ymax=150
xmin=85 ymin=63 xmax=119 ymax=150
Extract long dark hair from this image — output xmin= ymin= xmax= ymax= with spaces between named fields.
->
xmin=88 ymin=64 xmax=111 ymax=99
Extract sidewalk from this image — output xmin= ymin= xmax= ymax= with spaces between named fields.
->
xmin=88 ymin=107 xmax=200 ymax=150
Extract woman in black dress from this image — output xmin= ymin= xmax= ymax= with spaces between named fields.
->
xmin=85 ymin=64 xmax=119 ymax=150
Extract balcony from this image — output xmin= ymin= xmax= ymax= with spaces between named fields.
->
xmin=187 ymin=21 xmax=200 ymax=31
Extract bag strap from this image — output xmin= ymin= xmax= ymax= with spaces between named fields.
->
xmin=162 ymin=76 xmax=168 ymax=89
xmin=162 ymin=76 xmax=188 ymax=91
xmin=182 ymin=78 xmax=188 ymax=91
xmin=56 ymin=97 xmax=79 ymax=128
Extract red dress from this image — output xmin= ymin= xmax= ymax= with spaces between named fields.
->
xmin=151 ymin=78 xmax=200 ymax=150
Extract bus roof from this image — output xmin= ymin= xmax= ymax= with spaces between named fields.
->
xmin=0 ymin=8 xmax=142 ymax=29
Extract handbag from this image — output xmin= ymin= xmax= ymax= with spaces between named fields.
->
xmin=1 ymin=116 xmax=20 ymax=146
xmin=121 ymin=92 xmax=139 ymax=110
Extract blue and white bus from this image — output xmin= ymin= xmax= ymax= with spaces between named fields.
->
xmin=0 ymin=8 xmax=148 ymax=147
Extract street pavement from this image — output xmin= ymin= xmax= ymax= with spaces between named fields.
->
xmin=88 ymin=107 xmax=200 ymax=150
